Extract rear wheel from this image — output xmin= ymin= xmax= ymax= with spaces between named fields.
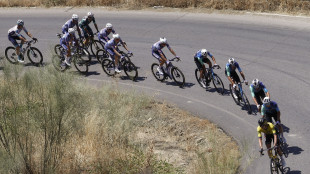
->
xmin=241 ymin=93 xmax=252 ymax=114
xmin=211 ymin=74 xmax=225 ymax=94
xmin=270 ymin=158 xmax=279 ymax=174
xmin=5 ymin=47 xmax=18 ymax=64
xmin=195 ymin=69 xmax=207 ymax=88
xmin=52 ymin=55 xmax=67 ymax=72
xmin=27 ymin=47 xmax=43 ymax=66
xmin=101 ymin=59 xmax=115 ymax=76
xmin=96 ymin=49 xmax=109 ymax=63
xmin=151 ymin=63 xmax=165 ymax=81
xmin=123 ymin=61 xmax=138 ymax=81
xmin=54 ymin=44 xmax=63 ymax=56
xmin=171 ymin=67 xmax=185 ymax=87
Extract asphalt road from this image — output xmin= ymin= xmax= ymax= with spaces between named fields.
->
xmin=0 ymin=8 xmax=309 ymax=173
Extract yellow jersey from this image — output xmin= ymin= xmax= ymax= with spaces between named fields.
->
xmin=257 ymin=122 xmax=276 ymax=138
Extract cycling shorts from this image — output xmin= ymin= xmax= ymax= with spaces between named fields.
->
xmin=81 ymin=26 xmax=93 ymax=38
xmin=265 ymin=113 xmax=279 ymax=123
xmin=225 ymin=70 xmax=241 ymax=83
xmin=152 ymin=49 xmax=167 ymax=61
xmin=8 ymin=34 xmax=21 ymax=47
xmin=194 ymin=57 xmax=211 ymax=70
xmin=254 ymin=90 xmax=266 ymax=105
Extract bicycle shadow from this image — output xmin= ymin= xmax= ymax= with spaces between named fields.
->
xmin=120 ymin=75 xmax=147 ymax=82
xmin=287 ymin=146 xmax=303 ymax=155
xmin=284 ymin=167 xmax=301 ymax=174
xmin=163 ymin=81 xmax=195 ymax=88
xmin=85 ymin=71 xmax=101 ymax=77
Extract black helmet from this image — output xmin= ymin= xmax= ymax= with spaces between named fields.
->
xmin=258 ymin=118 xmax=267 ymax=127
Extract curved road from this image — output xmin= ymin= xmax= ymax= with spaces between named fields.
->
xmin=1 ymin=8 xmax=309 ymax=173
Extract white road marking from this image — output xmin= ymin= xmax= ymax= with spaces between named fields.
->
xmin=246 ymin=12 xmax=310 ymax=19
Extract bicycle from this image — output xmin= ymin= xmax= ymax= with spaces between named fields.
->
xmin=151 ymin=57 xmax=185 ymax=87
xmin=261 ymin=146 xmax=285 ymax=174
xmin=52 ymin=43 xmax=90 ymax=74
xmin=79 ymin=32 xmax=104 ymax=56
xmin=101 ymin=51 xmax=138 ymax=81
xmin=5 ymin=39 xmax=43 ymax=66
xmin=195 ymin=65 xmax=225 ymax=94
xmin=229 ymin=81 xmax=252 ymax=113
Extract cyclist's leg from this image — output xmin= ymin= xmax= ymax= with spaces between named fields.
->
xmin=82 ymin=27 xmax=89 ymax=45
xmin=8 ymin=35 xmax=20 ymax=55
xmin=231 ymin=72 xmax=240 ymax=95
xmin=194 ymin=57 xmax=205 ymax=80
xmin=205 ymin=58 xmax=212 ymax=81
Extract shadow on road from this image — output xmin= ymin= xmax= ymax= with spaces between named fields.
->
xmin=287 ymin=146 xmax=304 ymax=155
xmin=284 ymin=167 xmax=301 ymax=174
xmin=86 ymin=71 xmax=101 ymax=76
xmin=163 ymin=81 xmax=195 ymax=88
xmin=120 ymin=76 xmax=147 ymax=82
xmin=282 ymin=124 xmax=290 ymax=133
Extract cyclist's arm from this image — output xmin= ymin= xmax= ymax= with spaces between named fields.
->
xmin=274 ymin=133 xmax=278 ymax=146
xmin=257 ymin=127 xmax=263 ymax=149
xmin=122 ymin=41 xmax=129 ymax=52
xmin=258 ymin=137 xmax=263 ymax=149
xmin=261 ymin=105 xmax=266 ymax=116
xmin=93 ymin=18 xmax=99 ymax=33
xmin=208 ymin=52 xmax=216 ymax=65
xmin=240 ymin=71 xmax=246 ymax=81
xmin=168 ymin=47 xmax=177 ymax=57
xmin=113 ymin=46 xmax=122 ymax=57
xmin=277 ymin=111 xmax=281 ymax=123
xmin=76 ymin=23 xmax=82 ymax=38
xmin=250 ymin=86 xmax=258 ymax=105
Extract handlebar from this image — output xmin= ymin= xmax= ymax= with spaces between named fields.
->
xmin=169 ymin=57 xmax=181 ymax=62
xmin=260 ymin=146 xmax=277 ymax=156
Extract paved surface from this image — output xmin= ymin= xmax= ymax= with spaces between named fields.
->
xmin=1 ymin=8 xmax=309 ymax=173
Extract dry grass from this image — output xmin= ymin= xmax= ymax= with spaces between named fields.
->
xmin=0 ymin=62 xmax=239 ymax=174
xmin=1 ymin=0 xmax=310 ymax=14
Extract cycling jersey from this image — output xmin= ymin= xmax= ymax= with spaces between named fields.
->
xmin=98 ymin=28 xmax=115 ymax=42
xmin=151 ymin=41 xmax=171 ymax=59
xmin=225 ymin=62 xmax=242 ymax=77
xmin=60 ymin=33 xmax=77 ymax=50
xmin=194 ymin=50 xmax=213 ymax=65
xmin=261 ymin=101 xmax=279 ymax=116
xmin=104 ymin=38 xmax=123 ymax=57
xmin=8 ymin=25 xmax=28 ymax=37
xmin=62 ymin=19 xmax=78 ymax=34
xmin=250 ymin=82 xmax=268 ymax=97
xmin=257 ymin=122 xmax=276 ymax=138
xmin=79 ymin=16 xmax=96 ymax=29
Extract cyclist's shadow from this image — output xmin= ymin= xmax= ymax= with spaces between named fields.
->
xmin=164 ymin=81 xmax=195 ymax=88
xmin=283 ymin=167 xmax=301 ymax=174
xmin=287 ymin=146 xmax=303 ymax=155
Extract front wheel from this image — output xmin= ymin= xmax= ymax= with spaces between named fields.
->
xmin=230 ymin=84 xmax=241 ymax=105
xmin=27 ymin=47 xmax=43 ymax=66
xmin=171 ymin=67 xmax=185 ymax=87
xmin=78 ymin=48 xmax=91 ymax=64
xmin=52 ymin=55 xmax=67 ymax=72
xmin=96 ymin=49 xmax=109 ymax=63
xmin=151 ymin=63 xmax=165 ymax=81
xmin=5 ymin=47 xmax=18 ymax=64
xmin=270 ymin=158 xmax=279 ymax=174
xmin=123 ymin=61 xmax=138 ymax=81
xmin=241 ymin=92 xmax=252 ymax=114
xmin=90 ymin=40 xmax=104 ymax=55
xmin=73 ymin=55 xmax=89 ymax=74
xmin=211 ymin=74 xmax=225 ymax=94
xmin=195 ymin=68 xmax=207 ymax=89
xmin=54 ymin=44 xmax=63 ymax=56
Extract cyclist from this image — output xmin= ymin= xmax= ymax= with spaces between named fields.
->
xmin=62 ymin=14 xmax=82 ymax=38
xmin=151 ymin=37 xmax=179 ymax=75
xmin=261 ymin=97 xmax=286 ymax=143
xmin=60 ymin=28 xmax=78 ymax=66
xmin=98 ymin=23 xmax=116 ymax=44
xmin=79 ymin=12 xmax=99 ymax=46
xmin=8 ymin=19 xmax=37 ymax=63
xmin=250 ymin=79 xmax=270 ymax=112
xmin=194 ymin=49 xmax=218 ymax=87
xmin=225 ymin=58 xmax=248 ymax=99
xmin=104 ymin=34 xmax=131 ymax=73
xmin=258 ymin=118 xmax=286 ymax=167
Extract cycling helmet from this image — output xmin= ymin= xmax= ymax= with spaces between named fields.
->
xmin=159 ymin=37 xmax=167 ymax=44
xmin=252 ymin=79 xmax=260 ymax=88
xmin=106 ymin=23 xmax=113 ymax=29
xmin=68 ymin=28 xmax=75 ymax=34
xmin=258 ymin=118 xmax=267 ymax=127
xmin=228 ymin=57 xmax=235 ymax=65
xmin=263 ymin=97 xmax=270 ymax=105
xmin=17 ymin=19 xmax=24 ymax=26
xmin=87 ymin=12 xmax=94 ymax=17
xmin=72 ymin=14 xmax=79 ymax=20
xmin=113 ymin=34 xmax=120 ymax=39
xmin=201 ymin=49 xmax=208 ymax=56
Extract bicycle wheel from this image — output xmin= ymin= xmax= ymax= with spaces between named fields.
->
xmin=78 ymin=48 xmax=91 ymax=64
xmin=270 ymin=158 xmax=279 ymax=174
xmin=52 ymin=55 xmax=67 ymax=72
xmin=151 ymin=63 xmax=165 ymax=81
xmin=90 ymin=40 xmax=104 ymax=55
xmin=96 ymin=49 xmax=109 ymax=63
xmin=279 ymin=141 xmax=289 ymax=158
xmin=123 ymin=61 xmax=138 ymax=81
xmin=5 ymin=47 xmax=18 ymax=64
xmin=212 ymin=74 xmax=225 ymax=94
xmin=27 ymin=47 xmax=43 ymax=66
xmin=241 ymin=93 xmax=252 ymax=114
xmin=101 ymin=59 xmax=115 ymax=76
xmin=73 ymin=55 xmax=88 ymax=74
xmin=229 ymin=84 xmax=241 ymax=105
xmin=171 ymin=67 xmax=185 ymax=87
xmin=54 ymin=44 xmax=62 ymax=56
xmin=195 ymin=69 xmax=207 ymax=88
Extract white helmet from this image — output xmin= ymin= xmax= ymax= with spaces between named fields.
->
xmin=106 ymin=23 xmax=113 ymax=29
xmin=72 ymin=14 xmax=79 ymax=20
xmin=228 ymin=57 xmax=235 ymax=65
xmin=17 ymin=19 xmax=24 ymax=26
xmin=252 ymin=79 xmax=260 ymax=88
xmin=159 ymin=37 xmax=167 ymax=44
xmin=263 ymin=97 xmax=270 ymax=105
xmin=201 ymin=49 xmax=208 ymax=56
xmin=68 ymin=28 xmax=75 ymax=34
xmin=113 ymin=34 xmax=120 ymax=39
xmin=87 ymin=12 xmax=94 ymax=17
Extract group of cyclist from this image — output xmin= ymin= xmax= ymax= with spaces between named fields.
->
xmin=8 ymin=14 xmax=288 ymax=167
xmin=151 ymin=36 xmax=287 ymax=167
